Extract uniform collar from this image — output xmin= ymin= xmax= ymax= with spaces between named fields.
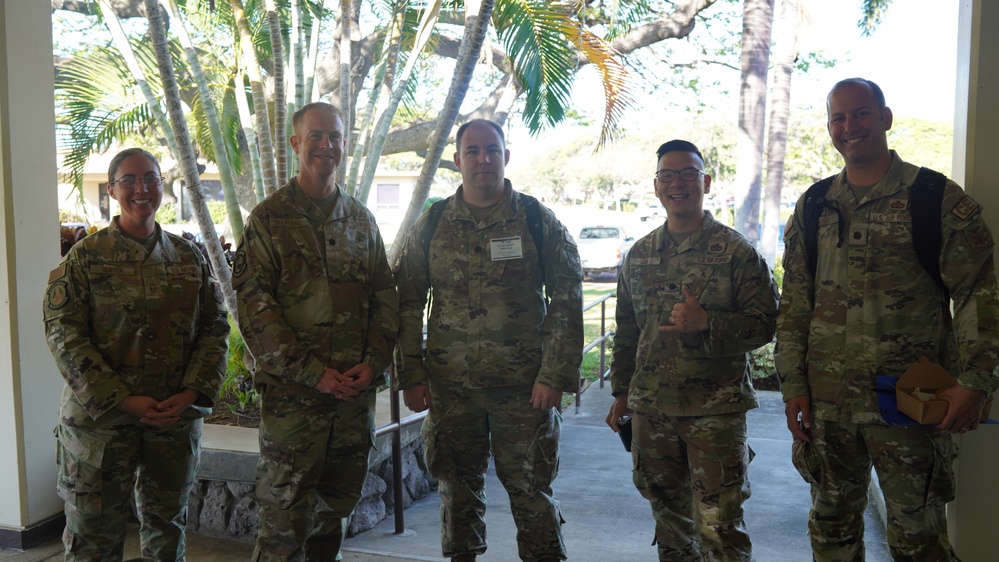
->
xmin=656 ymin=210 xmax=716 ymax=253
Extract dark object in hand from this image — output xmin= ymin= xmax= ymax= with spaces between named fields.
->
xmin=618 ymin=414 xmax=633 ymax=452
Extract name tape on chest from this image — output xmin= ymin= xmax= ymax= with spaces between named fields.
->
xmin=491 ymin=236 xmax=524 ymax=261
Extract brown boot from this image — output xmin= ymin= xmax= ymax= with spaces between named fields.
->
xmin=451 ymin=555 xmax=476 ymax=562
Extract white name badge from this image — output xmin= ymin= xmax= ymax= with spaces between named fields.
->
xmin=490 ymin=236 xmax=524 ymax=260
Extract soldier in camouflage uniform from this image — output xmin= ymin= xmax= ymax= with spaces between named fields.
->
xmin=394 ymin=119 xmax=583 ymax=562
xmin=776 ymin=78 xmax=999 ymax=561
xmin=606 ymin=140 xmax=779 ymax=562
xmin=232 ymin=102 xmax=398 ymax=562
xmin=43 ymin=148 xmax=229 ymax=561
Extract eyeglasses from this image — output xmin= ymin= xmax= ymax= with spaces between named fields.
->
xmin=110 ymin=174 xmax=162 ymax=188
xmin=655 ymin=167 xmax=704 ymax=183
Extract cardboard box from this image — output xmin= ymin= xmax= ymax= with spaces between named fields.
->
xmin=895 ymin=356 xmax=993 ymax=424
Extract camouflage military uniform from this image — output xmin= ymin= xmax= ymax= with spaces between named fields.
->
xmin=43 ymin=218 xmax=229 ymax=562
xmin=394 ymin=182 xmax=583 ymax=561
xmin=776 ymin=152 xmax=999 ymax=561
xmin=232 ymin=180 xmax=397 ymax=562
xmin=611 ymin=211 xmax=778 ymax=562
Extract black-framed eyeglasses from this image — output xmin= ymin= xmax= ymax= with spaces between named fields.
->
xmin=655 ymin=167 xmax=704 ymax=183
xmin=110 ymin=174 xmax=162 ymax=188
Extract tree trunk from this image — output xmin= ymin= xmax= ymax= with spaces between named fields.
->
xmin=162 ymin=0 xmax=244 ymax=242
xmin=143 ymin=0 xmax=238 ymax=317
xmin=266 ymin=0 xmax=288 ymax=186
xmin=732 ymin=0 xmax=774 ymax=243
xmin=387 ymin=0 xmax=496 ymax=266
xmin=234 ymin=68 xmax=266 ymax=204
xmin=350 ymin=6 xmax=403 ymax=200
xmin=357 ymin=1 xmax=443 ymax=205
xmin=231 ymin=0 xmax=280 ymax=196
xmin=97 ymin=0 xmax=180 ymax=161
xmin=337 ymin=0 xmax=353 ymax=188
xmin=761 ymin=0 xmax=798 ymax=264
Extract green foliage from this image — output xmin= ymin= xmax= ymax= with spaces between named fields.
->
xmin=59 ymin=209 xmax=87 ymax=224
xmin=748 ymin=341 xmax=776 ymax=381
xmin=492 ymin=1 xmax=576 ymax=132
xmin=772 ymin=256 xmax=785 ymax=292
xmin=220 ymin=315 xmax=259 ymax=414
xmin=206 ymin=200 xmax=229 ymax=224
xmin=156 ymin=202 xmax=179 ymax=224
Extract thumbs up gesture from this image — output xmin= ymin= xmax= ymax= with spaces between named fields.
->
xmin=658 ymin=285 xmax=708 ymax=333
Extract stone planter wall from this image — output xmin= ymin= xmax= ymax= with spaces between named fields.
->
xmin=186 ymin=424 xmax=435 ymax=541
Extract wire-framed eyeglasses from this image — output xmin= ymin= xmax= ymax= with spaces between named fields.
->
xmin=655 ymin=167 xmax=704 ymax=183
xmin=110 ymin=174 xmax=163 ymax=188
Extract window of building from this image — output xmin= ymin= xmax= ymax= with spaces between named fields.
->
xmin=377 ymin=183 xmax=400 ymax=210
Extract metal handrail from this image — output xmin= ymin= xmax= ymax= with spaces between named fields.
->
xmin=575 ymin=292 xmax=616 ymax=414
xmin=378 ymin=290 xmax=616 ymax=533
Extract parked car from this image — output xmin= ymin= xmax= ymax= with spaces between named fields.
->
xmin=578 ymin=225 xmax=634 ymax=277
xmin=635 ymin=201 xmax=663 ymax=222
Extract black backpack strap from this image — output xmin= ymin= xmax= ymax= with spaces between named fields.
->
xmin=909 ymin=167 xmax=949 ymax=298
xmin=521 ymin=194 xmax=546 ymax=280
xmin=802 ymin=175 xmax=837 ymax=280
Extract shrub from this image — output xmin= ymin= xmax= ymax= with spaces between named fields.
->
xmin=220 ymin=315 xmax=258 ymax=414
xmin=156 ymin=202 xmax=178 ymax=224
xmin=206 ymin=200 xmax=228 ymax=225
xmin=748 ymin=341 xmax=776 ymax=381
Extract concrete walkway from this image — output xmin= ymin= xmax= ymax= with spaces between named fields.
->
xmin=0 ymin=386 xmax=890 ymax=561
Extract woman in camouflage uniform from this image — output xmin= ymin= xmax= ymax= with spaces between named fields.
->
xmin=42 ymin=148 xmax=229 ymax=561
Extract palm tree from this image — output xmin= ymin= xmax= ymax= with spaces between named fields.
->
xmin=732 ymin=0 xmax=774 ymax=243
xmin=387 ymin=0 xmax=495 ymax=266
xmin=760 ymin=0 xmax=798 ymax=264
xmin=143 ymin=0 xmax=237 ymax=314
xmin=162 ymin=0 xmax=245 ymax=241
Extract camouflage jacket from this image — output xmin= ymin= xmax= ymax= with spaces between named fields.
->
xmin=394 ymin=183 xmax=584 ymax=392
xmin=43 ymin=218 xmax=229 ymax=427
xmin=232 ymin=180 xmax=398 ymax=389
xmin=776 ymin=152 xmax=999 ymax=423
xmin=611 ymin=211 xmax=779 ymax=416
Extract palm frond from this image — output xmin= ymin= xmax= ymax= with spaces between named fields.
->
xmin=493 ymin=0 xmax=577 ymax=133
xmin=558 ymin=25 xmax=635 ymax=150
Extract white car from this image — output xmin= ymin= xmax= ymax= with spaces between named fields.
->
xmin=635 ymin=201 xmax=663 ymax=222
xmin=578 ymin=225 xmax=635 ymax=277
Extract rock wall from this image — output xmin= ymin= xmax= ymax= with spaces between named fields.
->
xmin=186 ymin=438 xmax=435 ymax=541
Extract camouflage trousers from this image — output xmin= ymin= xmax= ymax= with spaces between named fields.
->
xmin=423 ymin=382 xmax=565 ymax=562
xmin=631 ymin=411 xmax=753 ymax=562
xmin=253 ymin=383 xmax=375 ymax=562
xmin=55 ymin=418 xmax=202 ymax=562
xmin=791 ymin=419 xmax=959 ymax=562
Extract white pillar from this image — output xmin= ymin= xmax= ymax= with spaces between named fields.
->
xmin=0 ymin=0 xmax=66 ymax=545
xmin=949 ymin=1 xmax=999 ymax=560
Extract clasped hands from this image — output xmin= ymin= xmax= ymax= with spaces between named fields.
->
xmin=118 ymin=388 xmax=199 ymax=427
xmin=314 ymin=364 xmax=375 ymax=401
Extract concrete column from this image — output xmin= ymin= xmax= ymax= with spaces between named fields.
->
xmin=949 ymin=1 xmax=999 ymax=560
xmin=0 ymin=0 xmax=66 ymax=547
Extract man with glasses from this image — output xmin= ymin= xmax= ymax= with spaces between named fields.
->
xmin=606 ymin=139 xmax=778 ymax=562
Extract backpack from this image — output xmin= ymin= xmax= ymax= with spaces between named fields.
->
xmin=418 ymin=193 xmax=548 ymax=295
xmin=802 ymin=167 xmax=949 ymax=298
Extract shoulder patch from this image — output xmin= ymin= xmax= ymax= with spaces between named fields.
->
xmin=231 ymin=250 xmax=256 ymax=288
xmin=951 ymin=195 xmax=981 ymax=221
xmin=46 ymin=281 xmax=70 ymax=310
xmin=965 ymin=222 xmax=994 ymax=254
xmin=48 ymin=263 xmax=67 ymax=284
